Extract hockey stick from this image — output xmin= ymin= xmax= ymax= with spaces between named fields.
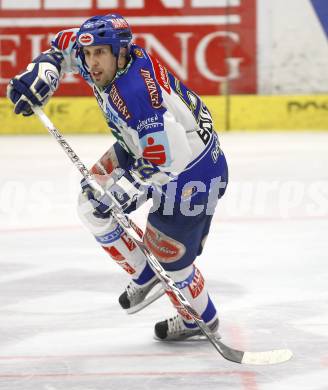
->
xmin=33 ymin=106 xmax=293 ymax=365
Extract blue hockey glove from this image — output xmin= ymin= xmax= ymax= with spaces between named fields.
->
xmin=7 ymin=61 xmax=60 ymax=116
xmin=81 ymin=168 xmax=147 ymax=219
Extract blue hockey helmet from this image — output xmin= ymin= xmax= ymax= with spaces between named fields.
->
xmin=76 ymin=14 xmax=132 ymax=57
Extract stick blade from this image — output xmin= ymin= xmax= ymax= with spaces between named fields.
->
xmin=241 ymin=348 xmax=293 ymax=365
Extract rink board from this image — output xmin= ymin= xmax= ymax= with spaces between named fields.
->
xmin=1 ymin=95 xmax=327 ymax=134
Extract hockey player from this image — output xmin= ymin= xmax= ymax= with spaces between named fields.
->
xmin=7 ymin=13 xmax=228 ymax=341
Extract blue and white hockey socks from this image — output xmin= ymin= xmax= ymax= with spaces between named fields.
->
xmin=166 ymin=265 xmax=218 ymax=329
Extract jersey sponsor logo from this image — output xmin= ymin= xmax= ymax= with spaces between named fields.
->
xmin=95 ymin=224 xmax=124 ymax=244
xmin=149 ymin=54 xmax=171 ymax=95
xmin=144 ymin=223 xmax=186 ymax=262
xmin=111 ymin=18 xmax=129 ymax=30
xmin=136 ymin=113 xmax=164 ymax=138
xmin=140 ymin=131 xmax=172 ymax=167
xmin=78 ymin=33 xmax=94 ymax=46
xmin=140 ymin=68 xmax=162 ymax=109
xmin=57 ymin=31 xmax=76 ymax=50
xmin=109 ymin=84 xmax=131 ymax=120
xmin=142 ymin=136 xmax=166 ymax=165
xmin=105 ymin=106 xmax=122 ymax=127
xmin=188 ymin=267 xmax=205 ymax=299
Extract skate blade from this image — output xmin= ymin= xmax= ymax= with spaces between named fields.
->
xmin=154 ymin=332 xmax=221 ymax=342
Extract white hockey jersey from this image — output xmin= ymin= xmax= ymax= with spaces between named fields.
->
xmin=51 ymin=28 xmax=216 ymax=185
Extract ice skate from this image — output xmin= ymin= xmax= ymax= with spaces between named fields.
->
xmin=154 ymin=314 xmax=219 ymax=341
xmin=119 ymin=277 xmax=165 ymax=314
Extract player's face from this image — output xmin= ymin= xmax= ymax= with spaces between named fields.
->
xmin=83 ymin=45 xmax=117 ymax=87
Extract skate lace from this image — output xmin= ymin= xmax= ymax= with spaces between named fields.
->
xmin=126 ymin=281 xmax=140 ymax=298
xmin=167 ymin=315 xmax=185 ymax=334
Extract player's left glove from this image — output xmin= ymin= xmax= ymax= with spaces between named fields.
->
xmin=81 ymin=168 xmax=148 ymax=219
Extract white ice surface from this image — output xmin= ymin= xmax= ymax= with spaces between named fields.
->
xmin=0 ymin=132 xmax=327 ymax=390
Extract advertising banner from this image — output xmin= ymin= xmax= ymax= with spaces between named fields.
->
xmin=0 ymin=0 xmax=257 ymax=96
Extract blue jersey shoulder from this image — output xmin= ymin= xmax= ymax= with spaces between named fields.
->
xmin=107 ymin=45 xmax=167 ymax=139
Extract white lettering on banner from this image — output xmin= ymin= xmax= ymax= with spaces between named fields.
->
xmin=27 ymin=34 xmax=44 ymax=59
xmin=97 ymin=0 xmax=145 ymax=9
xmin=97 ymin=0 xmax=119 ymax=7
xmin=192 ymin=0 xmax=240 ymax=6
xmin=0 ymin=31 xmax=243 ymax=85
xmin=1 ymin=0 xmax=240 ymax=9
xmin=135 ymin=32 xmax=192 ymax=81
xmin=44 ymin=0 xmax=91 ymax=9
xmin=99 ymin=0 xmax=237 ymax=9
xmin=0 ymin=16 xmax=240 ymax=27
xmin=1 ymin=0 xmax=40 ymax=9
xmin=0 ymin=35 xmax=20 ymax=83
xmin=196 ymin=31 xmax=242 ymax=82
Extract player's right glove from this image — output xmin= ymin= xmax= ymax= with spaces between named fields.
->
xmin=81 ymin=168 xmax=148 ymax=219
xmin=7 ymin=61 xmax=60 ymax=116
